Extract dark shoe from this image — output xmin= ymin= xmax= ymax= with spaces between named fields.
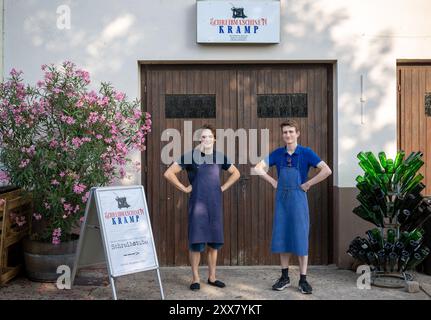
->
xmin=272 ymin=276 xmax=291 ymax=291
xmin=190 ymin=283 xmax=200 ymax=291
xmin=207 ymin=279 xmax=226 ymax=288
xmin=298 ymin=280 xmax=312 ymax=294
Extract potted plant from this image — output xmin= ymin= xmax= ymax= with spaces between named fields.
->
xmin=0 ymin=61 xmax=151 ymax=281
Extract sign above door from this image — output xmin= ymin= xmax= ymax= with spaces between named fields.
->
xmin=197 ymin=0 xmax=280 ymax=44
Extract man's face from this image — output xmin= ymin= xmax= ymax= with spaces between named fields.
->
xmin=200 ymin=128 xmax=215 ymax=149
xmin=281 ymin=125 xmax=300 ymax=145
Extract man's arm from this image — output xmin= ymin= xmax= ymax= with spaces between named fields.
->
xmin=254 ymin=160 xmax=277 ymax=189
xmin=163 ymin=162 xmax=192 ymax=193
xmin=221 ymin=165 xmax=240 ymax=192
xmin=300 ymin=161 xmax=332 ymax=192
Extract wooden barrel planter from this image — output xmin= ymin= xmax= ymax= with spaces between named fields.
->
xmin=23 ymin=237 xmax=78 ymax=282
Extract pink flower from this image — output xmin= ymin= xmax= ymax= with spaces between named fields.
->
xmin=0 ymin=171 xmax=9 ymax=183
xmin=60 ymin=114 xmax=75 ymax=125
xmin=10 ymin=68 xmax=23 ymax=77
xmin=21 ymin=145 xmax=36 ymax=156
xmin=119 ymin=167 xmax=126 ymax=178
xmin=19 ymin=159 xmax=30 ymax=168
xmin=133 ymin=109 xmax=142 ymax=120
xmin=80 ymin=216 xmax=85 ymax=223
xmin=33 ymin=213 xmax=42 ymax=220
xmin=95 ymin=134 xmax=103 ymax=140
xmin=72 ymin=137 xmax=83 ymax=148
xmin=51 ymin=179 xmax=60 ymax=185
xmin=75 ymin=69 xmax=90 ymax=84
xmin=49 ymin=140 xmax=59 ymax=148
xmin=63 ymin=203 xmax=73 ymax=212
xmin=97 ymin=96 xmax=109 ymax=106
xmin=37 ymin=80 xmax=44 ymax=88
xmin=52 ymin=228 xmax=62 ymax=245
xmin=59 ymin=172 xmax=66 ymax=177
xmin=16 ymin=215 xmax=26 ymax=227
xmin=73 ymin=183 xmax=86 ymax=195
xmin=82 ymin=191 xmax=90 ymax=203
xmin=44 ymin=202 xmax=51 ymax=209
xmin=87 ymin=112 xmax=99 ymax=124
xmin=115 ymin=92 xmax=125 ymax=101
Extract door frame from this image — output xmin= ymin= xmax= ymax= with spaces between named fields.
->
xmin=139 ymin=61 xmax=335 ymax=264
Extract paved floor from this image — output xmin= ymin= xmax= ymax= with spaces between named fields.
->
xmin=1 ymin=265 xmax=431 ymax=300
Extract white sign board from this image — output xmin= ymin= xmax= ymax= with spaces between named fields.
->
xmin=197 ymin=0 xmax=280 ymax=43
xmin=72 ymin=185 xmax=164 ymax=300
xmin=96 ymin=186 xmax=157 ymax=276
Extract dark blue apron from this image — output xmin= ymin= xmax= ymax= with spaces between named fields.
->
xmin=188 ymin=162 xmax=223 ymax=244
xmin=271 ymin=154 xmax=310 ymax=256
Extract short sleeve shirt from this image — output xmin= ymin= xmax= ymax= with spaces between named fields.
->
xmin=175 ymin=149 xmax=232 ymax=185
xmin=264 ymin=144 xmax=321 ymax=184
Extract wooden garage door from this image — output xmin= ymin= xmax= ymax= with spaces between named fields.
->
xmin=398 ymin=64 xmax=431 ymax=196
xmin=141 ymin=64 xmax=332 ymax=266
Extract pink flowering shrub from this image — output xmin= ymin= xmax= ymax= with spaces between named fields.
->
xmin=0 ymin=61 xmax=151 ymax=244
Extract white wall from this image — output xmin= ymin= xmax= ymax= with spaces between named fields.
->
xmin=4 ymin=0 xmax=431 ymax=187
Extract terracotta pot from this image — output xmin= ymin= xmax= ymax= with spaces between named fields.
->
xmin=22 ymin=237 xmax=78 ymax=282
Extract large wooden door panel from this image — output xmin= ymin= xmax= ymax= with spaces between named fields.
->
xmin=142 ymin=64 xmax=332 ymax=265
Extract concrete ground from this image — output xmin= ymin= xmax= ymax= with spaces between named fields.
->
xmin=1 ymin=265 xmax=431 ymax=300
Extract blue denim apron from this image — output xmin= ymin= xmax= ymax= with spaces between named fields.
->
xmin=271 ymin=155 xmax=310 ymax=256
xmin=188 ymin=163 xmax=224 ymax=245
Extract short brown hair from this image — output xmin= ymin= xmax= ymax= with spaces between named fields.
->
xmin=200 ymin=123 xmax=216 ymax=138
xmin=280 ymin=120 xmax=300 ymax=132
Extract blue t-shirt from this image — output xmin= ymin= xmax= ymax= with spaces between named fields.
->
xmin=175 ymin=149 xmax=232 ymax=185
xmin=264 ymin=145 xmax=321 ymax=184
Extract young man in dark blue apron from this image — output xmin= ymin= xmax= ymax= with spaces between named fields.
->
xmin=164 ymin=124 xmax=240 ymax=291
xmin=255 ymin=120 xmax=332 ymax=294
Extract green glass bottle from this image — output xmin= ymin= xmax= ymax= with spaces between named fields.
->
xmin=405 ymin=252 xmax=426 ymax=271
xmin=377 ymin=249 xmax=387 ymax=271
xmin=407 ymin=228 xmax=424 ymax=242
xmin=378 ymin=152 xmax=388 ymax=170
xmin=367 ymin=251 xmax=378 ymax=267
xmin=367 ymin=228 xmax=383 ymax=250
xmin=357 ymin=151 xmax=370 ymax=164
xmin=388 ymin=252 xmax=398 ymax=272
xmin=400 ymin=160 xmax=424 ymax=186
xmin=393 ymin=162 xmax=408 ymax=185
xmin=366 ymin=152 xmax=384 ymax=174
xmin=386 ymin=159 xmax=395 ymax=174
xmin=387 ymin=229 xmax=396 ymax=244
xmin=393 ymin=150 xmax=405 ymax=169
xmin=397 ymin=209 xmax=411 ymax=224
xmin=353 ymin=206 xmax=382 ymax=227
xmin=398 ymin=250 xmax=410 ymax=271
xmin=356 ymin=175 xmax=365 ymax=184
xmin=398 ymin=231 xmax=410 ymax=245
xmin=402 ymin=173 xmax=424 ymax=194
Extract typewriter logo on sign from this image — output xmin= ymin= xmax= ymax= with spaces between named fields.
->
xmin=115 ymin=195 xmax=131 ymax=209
xmin=231 ymin=6 xmax=247 ymax=19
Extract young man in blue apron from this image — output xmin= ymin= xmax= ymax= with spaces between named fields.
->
xmin=254 ymin=120 xmax=332 ymax=294
xmin=164 ymin=124 xmax=240 ymax=291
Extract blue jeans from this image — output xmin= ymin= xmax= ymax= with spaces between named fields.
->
xmin=189 ymin=242 xmax=223 ymax=252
